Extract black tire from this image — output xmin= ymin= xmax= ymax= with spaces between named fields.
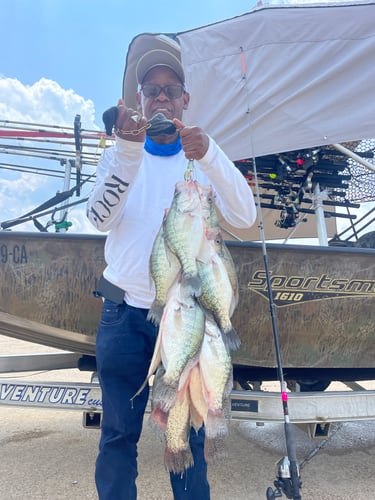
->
xmin=296 ymin=379 xmax=331 ymax=392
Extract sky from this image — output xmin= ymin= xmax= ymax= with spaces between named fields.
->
xmin=0 ymin=0 xmax=373 ymax=239
xmin=0 ymin=0 xmax=260 ymax=233
xmin=1 ymin=0 xmax=257 ymax=126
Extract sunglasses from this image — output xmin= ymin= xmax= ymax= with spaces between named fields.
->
xmin=141 ymin=84 xmax=185 ymax=100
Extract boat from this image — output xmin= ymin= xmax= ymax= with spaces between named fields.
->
xmin=1 ymin=7 xmax=374 ymax=497
xmin=0 ymin=0 xmax=374 ymax=409
xmin=0 ymin=229 xmax=374 ymax=381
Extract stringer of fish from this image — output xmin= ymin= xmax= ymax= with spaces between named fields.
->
xmin=132 ymin=180 xmax=245 ymax=473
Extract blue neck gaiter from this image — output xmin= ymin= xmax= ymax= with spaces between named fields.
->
xmin=144 ymin=136 xmax=182 ymax=156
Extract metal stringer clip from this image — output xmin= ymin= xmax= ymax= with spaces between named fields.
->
xmin=184 ymin=159 xmax=195 ymax=181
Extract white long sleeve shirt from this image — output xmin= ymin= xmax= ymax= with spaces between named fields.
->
xmin=87 ymin=136 xmax=256 ymax=308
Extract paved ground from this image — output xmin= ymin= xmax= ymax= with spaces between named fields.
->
xmin=1 ymin=336 xmax=374 ymax=499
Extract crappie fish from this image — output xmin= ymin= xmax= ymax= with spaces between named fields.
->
xmin=164 ymin=181 xmax=205 ymax=296
xmin=151 ymin=362 xmax=205 ymax=473
xmin=164 ymin=384 xmax=193 ymax=474
xmin=200 ymin=318 xmax=233 ymax=415
xmin=147 ymin=212 xmax=181 ymax=325
xmin=158 ymin=280 xmax=205 ymax=409
xmin=200 ymin=318 xmax=233 ymax=461
xmin=199 ymin=185 xmax=239 ymax=317
xmin=197 ymin=237 xmax=241 ymax=351
xmin=206 ymin=227 xmax=239 ymax=317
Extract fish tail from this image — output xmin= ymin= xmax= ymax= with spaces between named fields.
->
xmin=147 ymin=300 xmax=164 ymax=325
xmin=221 ymin=326 xmax=241 ymax=352
xmin=204 ymin=435 xmax=228 ymax=463
xmin=205 ymin=410 xmax=229 ymax=438
xmin=181 ymin=273 xmax=202 ymax=297
xmin=164 ymin=447 xmax=194 ymax=474
xmin=204 ymin=411 xmax=229 ymax=461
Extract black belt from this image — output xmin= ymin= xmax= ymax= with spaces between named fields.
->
xmin=93 ymin=275 xmax=125 ymax=304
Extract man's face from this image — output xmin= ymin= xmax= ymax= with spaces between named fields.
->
xmin=136 ymin=66 xmax=189 ymax=121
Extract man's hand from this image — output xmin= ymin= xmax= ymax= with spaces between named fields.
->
xmin=114 ymin=99 xmax=148 ymax=143
xmin=173 ymin=118 xmax=209 ymax=160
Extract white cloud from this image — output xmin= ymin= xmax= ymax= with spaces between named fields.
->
xmin=0 ymin=77 xmax=102 ymax=234
xmin=0 ymin=172 xmax=47 ymax=220
xmin=0 ymin=77 xmax=96 ymax=129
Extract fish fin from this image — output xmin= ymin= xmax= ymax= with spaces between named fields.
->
xmin=130 ymin=333 xmax=162 ymax=402
xmin=229 ymin=288 xmax=240 ymax=317
xmin=188 ymin=364 xmax=208 ymax=427
xmin=221 ymin=326 xmax=241 ymax=352
xmin=164 ymin=447 xmax=194 ymax=474
xmin=181 ymin=273 xmax=202 ymax=297
xmin=177 ymin=355 xmax=199 ymax=392
xmin=130 ymin=377 xmax=150 ymax=404
xmin=152 ymin=378 xmax=178 ymax=412
xmin=190 ymin=404 xmax=205 ymax=432
xmin=147 ymin=300 xmax=164 ymax=325
xmin=149 ymin=404 xmax=168 ymax=439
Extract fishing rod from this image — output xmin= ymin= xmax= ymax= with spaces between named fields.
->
xmin=0 ymin=118 xmax=106 ymax=135
xmin=0 ymin=148 xmax=98 ymax=166
xmin=0 ymin=141 xmax=100 ymax=156
xmin=0 ymin=129 xmax=110 ymax=142
xmin=0 ymin=142 xmax=100 ymax=154
xmin=0 ymin=145 xmax=100 ymax=163
xmin=0 ymin=162 xmax=95 ymax=182
xmin=0 ymin=135 xmax=107 ymax=150
xmin=252 ymin=157 xmax=302 ymax=500
xmin=0 ymin=118 xmax=76 ymax=130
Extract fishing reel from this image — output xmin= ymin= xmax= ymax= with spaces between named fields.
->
xmin=275 ymin=207 xmax=300 ymax=229
xmin=266 ymin=457 xmax=302 ymax=500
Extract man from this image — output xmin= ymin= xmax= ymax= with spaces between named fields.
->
xmin=87 ymin=36 xmax=256 ymax=500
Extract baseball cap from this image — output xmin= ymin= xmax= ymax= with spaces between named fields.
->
xmin=136 ymin=49 xmax=185 ymax=85
xmin=122 ymin=34 xmax=184 ymax=109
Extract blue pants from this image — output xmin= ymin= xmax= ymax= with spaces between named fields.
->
xmin=95 ymin=299 xmax=210 ymax=500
